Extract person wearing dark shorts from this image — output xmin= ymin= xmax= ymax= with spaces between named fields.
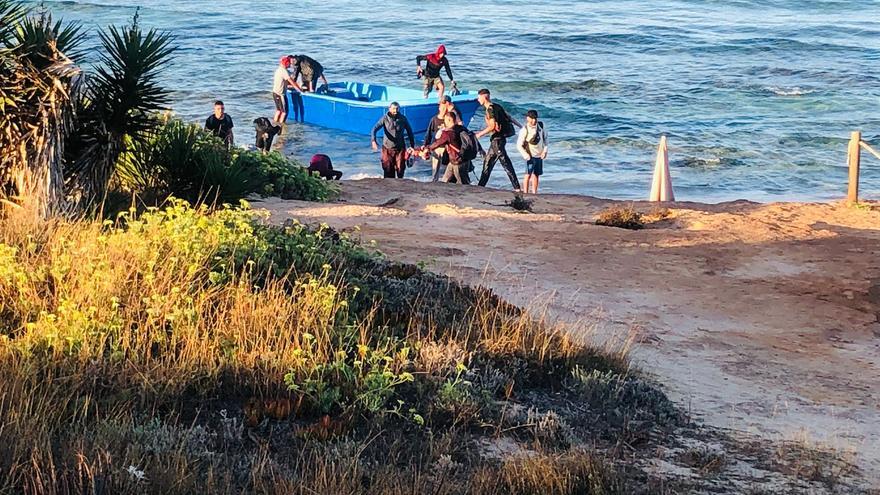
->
xmin=272 ymin=56 xmax=298 ymax=124
xmin=516 ymin=109 xmax=549 ymax=194
xmin=475 ymin=89 xmax=522 ymax=191
xmin=308 ymin=154 xmax=343 ymax=180
xmin=371 ymin=102 xmax=415 ymax=178
xmin=204 ymin=100 xmax=234 ymax=147
xmin=416 ymin=44 xmax=455 ymax=99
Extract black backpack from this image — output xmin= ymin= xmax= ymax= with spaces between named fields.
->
xmin=458 ymin=129 xmax=479 ymax=162
xmin=491 ymin=103 xmax=516 ymax=138
xmin=522 ymin=121 xmax=544 ymax=148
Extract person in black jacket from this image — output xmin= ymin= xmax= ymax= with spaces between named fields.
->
xmin=416 ymin=44 xmax=455 ymax=99
xmin=423 ymin=96 xmax=458 ymax=181
xmin=475 ymin=89 xmax=522 ymax=191
xmin=370 ymin=102 xmax=415 ymax=178
xmin=205 ymin=100 xmax=234 ymax=147
xmin=290 ymin=54 xmax=328 ymax=93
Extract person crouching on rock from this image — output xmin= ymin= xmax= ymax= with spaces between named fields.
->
xmin=308 ymin=154 xmax=343 ymax=180
xmin=371 ymin=102 xmax=415 ymax=179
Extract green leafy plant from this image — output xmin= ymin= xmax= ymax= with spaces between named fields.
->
xmin=64 ymin=10 xmax=176 ymax=207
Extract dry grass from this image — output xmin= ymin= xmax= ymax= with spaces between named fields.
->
xmin=0 ymin=200 xmax=669 ymax=494
xmin=595 ymin=204 xmax=644 ymax=230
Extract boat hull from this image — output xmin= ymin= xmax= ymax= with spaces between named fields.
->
xmin=285 ymin=82 xmax=480 ymax=137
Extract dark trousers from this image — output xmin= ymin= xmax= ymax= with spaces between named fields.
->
xmin=478 ymin=137 xmax=520 ymax=190
xmin=381 ymin=147 xmax=406 ymax=178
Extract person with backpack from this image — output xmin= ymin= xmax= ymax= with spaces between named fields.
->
xmin=474 ymin=89 xmax=522 ymax=191
xmin=420 ymin=111 xmax=474 ymax=183
xmin=371 ymin=102 xmax=415 ymax=178
xmin=424 ymin=97 xmax=451 ymax=181
xmin=517 ymin=109 xmax=549 ymax=194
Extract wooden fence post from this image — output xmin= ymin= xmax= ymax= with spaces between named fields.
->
xmin=847 ymin=131 xmax=861 ymax=205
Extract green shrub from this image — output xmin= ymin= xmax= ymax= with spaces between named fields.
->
xmin=232 ymin=150 xmax=337 ymax=202
xmin=116 ymin=119 xmax=336 ymax=204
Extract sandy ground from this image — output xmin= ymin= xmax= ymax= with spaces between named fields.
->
xmin=260 ymin=178 xmax=880 ymax=482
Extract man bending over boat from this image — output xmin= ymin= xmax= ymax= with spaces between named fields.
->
xmin=371 ymin=102 xmax=415 ymax=179
xmin=273 ymin=56 xmax=299 ymax=125
xmin=290 ymin=54 xmax=329 ymax=93
xmin=416 ymin=44 xmax=455 ymax=99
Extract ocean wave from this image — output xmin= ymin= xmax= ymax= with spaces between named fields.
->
xmin=520 ymin=32 xmax=665 ymax=47
xmin=764 ymin=86 xmax=815 ymax=97
xmin=556 ymin=136 xmax=656 ymax=150
xmin=347 ymin=173 xmax=383 ymax=181
xmin=472 ymin=79 xmax=616 ymax=94
xmin=675 ymin=156 xmax=748 ymax=169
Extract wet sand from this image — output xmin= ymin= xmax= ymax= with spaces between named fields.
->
xmin=260 ymin=178 xmax=880 ymax=481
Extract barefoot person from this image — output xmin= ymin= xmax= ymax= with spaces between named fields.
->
xmin=204 ymin=100 xmax=234 ymax=147
xmin=371 ymin=102 xmax=415 ymax=179
xmin=416 ymin=44 xmax=455 ymax=99
xmin=475 ymin=89 xmax=522 ymax=191
xmin=516 ymin=110 xmax=548 ymax=194
xmin=290 ymin=54 xmax=328 ymax=93
xmin=272 ymin=56 xmax=298 ymax=124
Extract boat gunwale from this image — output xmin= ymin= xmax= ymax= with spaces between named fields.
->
xmin=299 ymin=82 xmax=479 ymax=109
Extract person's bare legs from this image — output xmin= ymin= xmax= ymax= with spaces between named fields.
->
xmin=532 ymin=175 xmax=539 ymax=194
xmin=436 ymin=79 xmax=446 ymax=100
xmin=273 ymin=109 xmax=284 ymax=125
xmin=523 ymin=174 xmax=532 ymax=194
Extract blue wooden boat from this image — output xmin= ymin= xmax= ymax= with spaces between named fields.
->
xmin=284 ymin=82 xmax=481 ymax=137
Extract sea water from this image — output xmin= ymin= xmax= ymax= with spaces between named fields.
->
xmin=35 ymin=0 xmax=880 ymax=202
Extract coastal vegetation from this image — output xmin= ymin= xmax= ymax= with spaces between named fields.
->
xmin=0 ymin=1 xmax=332 ymax=216
xmin=0 ymin=200 xmax=681 ymax=493
xmin=0 ymin=1 xmax=870 ymax=493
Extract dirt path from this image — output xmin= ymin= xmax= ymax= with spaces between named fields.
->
xmin=261 ymin=179 xmax=880 ymax=482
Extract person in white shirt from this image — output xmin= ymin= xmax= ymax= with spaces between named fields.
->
xmin=516 ymin=109 xmax=549 ymax=194
xmin=273 ymin=56 xmax=299 ymax=125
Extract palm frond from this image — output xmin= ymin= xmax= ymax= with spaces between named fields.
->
xmin=0 ymin=5 xmax=81 ymax=216
xmin=12 ymin=12 xmax=87 ymax=67
xmin=65 ymin=15 xmax=175 ymax=207
xmin=0 ymin=0 xmax=27 ymax=47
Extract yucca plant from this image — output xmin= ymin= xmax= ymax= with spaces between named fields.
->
xmin=117 ymin=119 xmax=259 ymax=204
xmin=65 ymin=10 xmax=175 ymax=209
xmin=0 ymin=2 xmax=84 ymax=216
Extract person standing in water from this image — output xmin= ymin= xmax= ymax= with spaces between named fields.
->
xmin=289 ymin=54 xmax=329 ymax=93
xmin=416 ymin=44 xmax=455 ymax=99
xmin=204 ymin=100 xmax=234 ymax=147
xmin=475 ymin=89 xmax=522 ymax=191
xmin=371 ymin=102 xmax=415 ymax=179
xmin=272 ymin=56 xmax=298 ymax=125
xmin=517 ymin=110 xmax=549 ymax=194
